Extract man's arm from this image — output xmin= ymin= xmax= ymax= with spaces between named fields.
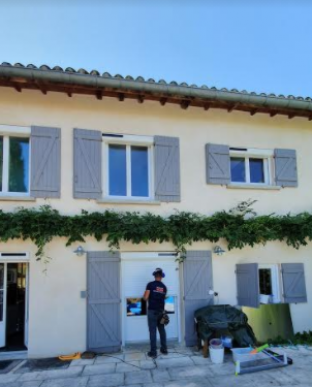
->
xmin=143 ymin=290 xmax=150 ymax=301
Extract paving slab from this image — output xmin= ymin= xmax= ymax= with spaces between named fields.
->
xmin=88 ymin=373 xmax=125 ymax=387
xmin=116 ymin=362 xmax=142 ymax=373
xmin=168 ymin=365 xmax=210 ymax=380
xmin=125 ymin=353 xmax=147 ymax=361
xmin=83 ymin=363 xmax=116 ymax=376
xmin=156 ymin=357 xmax=194 ymax=369
xmin=21 ymin=382 xmax=44 ymax=387
xmin=138 ymin=360 xmax=157 ymax=370
xmin=19 ymin=366 xmax=83 ymax=382
xmin=151 ymin=369 xmax=171 ymax=382
xmin=164 ymin=381 xmax=210 ymax=387
xmin=40 ymin=376 xmax=89 ymax=387
xmin=143 ymin=383 xmax=164 ymax=387
xmin=95 ymin=356 xmax=123 ymax=364
xmin=70 ymin=359 xmax=95 ymax=367
xmin=190 ymin=356 xmax=211 ymax=366
xmin=0 ymin=373 xmax=21 ymax=383
xmin=0 ymin=383 xmax=21 ymax=387
xmin=125 ymin=370 xmax=152 ymax=385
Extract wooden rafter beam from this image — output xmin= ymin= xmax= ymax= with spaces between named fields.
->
xmin=160 ymin=98 xmax=167 ymax=106
xmin=204 ymin=104 xmax=210 ymax=111
xmin=67 ymin=91 xmax=72 ymax=97
xmin=270 ymin=111 xmax=277 ymax=117
xmin=118 ymin=93 xmax=125 ymax=102
xmin=137 ymin=95 xmax=144 ymax=103
xmin=250 ymin=109 xmax=258 ymax=116
xmin=96 ymin=91 xmax=103 ymax=100
xmin=14 ymin=84 xmax=22 ymax=92
xmin=288 ymin=113 xmax=295 ymax=119
xmin=227 ymin=104 xmax=238 ymax=113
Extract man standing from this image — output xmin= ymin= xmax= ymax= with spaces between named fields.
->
xmin=143 ymin=268 xmax=168 ymax=358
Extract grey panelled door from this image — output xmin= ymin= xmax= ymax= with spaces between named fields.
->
xmin=281 ymin=263 xmax=307 ymax=303
xmin=30 ymin=126 xmax=61 ymax=198
xmin=183 ymin=251 xmax=213 ymax=347
xmin=205 ymin=144 xmax=231 ymax=185
xmin=236 ymin=263 xmax=259 ymax=308
xmin=87 ymin=252 xmax=121 ymax=353
xmin=274 ymin=149 xmax=298 ymax=187
xmin=154 ymin=136 xmax=180 ymax=202
xmin=74 ymin=128 xmax=102 ymax=199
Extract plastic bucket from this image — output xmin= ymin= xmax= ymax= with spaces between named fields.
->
xmin=209 ymin=338 xmax=223 ymax=349
xmin=210 ymin=346 xmax=224 ymax=364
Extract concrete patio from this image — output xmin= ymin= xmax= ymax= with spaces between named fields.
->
xmin=0 ymin=344 xmax=311 ymax=387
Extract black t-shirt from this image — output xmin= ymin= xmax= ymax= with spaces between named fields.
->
xmin=146 ymin=280 xmax=167 ymax=311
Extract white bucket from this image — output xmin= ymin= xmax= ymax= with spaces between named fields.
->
xmin=209 ymin=346 xmax=224 ymax=364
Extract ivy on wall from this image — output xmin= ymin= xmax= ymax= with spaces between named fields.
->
xmin=0 ymin=200 xmax=311 ymax=261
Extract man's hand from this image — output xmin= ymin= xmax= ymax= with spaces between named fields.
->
xmin=143 ymin=290 xmax=150 ymax=301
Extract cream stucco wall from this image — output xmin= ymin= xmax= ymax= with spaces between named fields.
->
xmin=0 ymin=88 xmax=311 ymax=357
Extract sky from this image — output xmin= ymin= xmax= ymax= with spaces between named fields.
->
xmin=0 ymin=1 xmax=312 ymax=97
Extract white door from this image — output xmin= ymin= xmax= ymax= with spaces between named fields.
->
xmin=24 ymin=264 xmax=29 ymax=347
xmin=0 ymin=263 xmax=7 ymax=347
xmin=122 ymin=253 xmax=180 ymax=344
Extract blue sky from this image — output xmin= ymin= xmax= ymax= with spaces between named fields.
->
xmin=1 ymin=1 xmax=312 ymax=97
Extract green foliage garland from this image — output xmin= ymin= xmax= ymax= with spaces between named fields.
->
xmin=0 ymin=200 xmax=312 ymax=261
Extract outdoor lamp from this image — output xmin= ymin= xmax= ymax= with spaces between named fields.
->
xmin=213 ymin=245 xmax=226 ymax=256
xmin=74 ymin=245 xmax=86 ymax=256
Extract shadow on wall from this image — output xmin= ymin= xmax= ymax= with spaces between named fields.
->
xmin=243 ymin=304 xmax=294 ymax=343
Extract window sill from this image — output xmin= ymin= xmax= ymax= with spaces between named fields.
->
xmin=227 ymin=184 xmax=281 ymax=191
xmin=97 ymin=198 xmax=161 ymax=205
xmin=0 ymin=196 xmax=36 ymax=201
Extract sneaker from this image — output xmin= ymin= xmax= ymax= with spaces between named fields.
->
xmin=160 ymin=348 xmax=168 ymax=355
xmin=147 ymin=351 xmax=157 ymax=359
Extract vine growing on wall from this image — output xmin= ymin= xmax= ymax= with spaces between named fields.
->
xmin=0 ymin=200 xmax=312 ymax=261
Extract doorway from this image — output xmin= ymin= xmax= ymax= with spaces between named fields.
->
xmin=0 ymin=262 xmax=28 ymax=351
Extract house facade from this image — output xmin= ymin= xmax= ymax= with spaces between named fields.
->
xmin=0 ymin=63 xmax=311 ymax=358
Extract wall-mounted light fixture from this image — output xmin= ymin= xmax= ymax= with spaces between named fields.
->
xmin=213 ymin=245 xmax=226 ymax=256
xmin=73 ymin=246 xmax=86 ymax=256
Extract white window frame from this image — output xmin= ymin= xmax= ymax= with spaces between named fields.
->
xmin=230 ymin=148 xmax=274 ymax=186
xmin=102 ymin=134 xmax=154 ymax=201
xmin=258 ymin=264 xmax=281 ymax=304
xmin=0 ymin=125 xmax=31 ymax=197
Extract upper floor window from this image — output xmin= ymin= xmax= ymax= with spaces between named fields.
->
xmin=103 ymin=134 xmax=154 ymax=200
xmin=230 ymin=148 xmax=273 ymax=186
xmin=0 ymin=134 xmax=30 ymax=195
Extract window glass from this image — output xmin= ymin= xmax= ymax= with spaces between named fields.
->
xmin=259 ymin=268 xmax=272 ymax=295
xmin=127 ymin=298 xmax=147 ymax=316
xmin=165 ymin=296 xmax=175 ymax=314
xmin=109 ymin=145 xmax=127 ymax=196
xmin=131 ymin=146 xmax=149 ymax=197
xmin=250 ymin=158 xmax=265 ymax=183
xmin=0 ymin=136 xmax=3 ymax=192
xmin=0 ymin=263 xmax=3 ymax=322
xmin=230 ymin=157 xmax=246 ymax=182
xmin=9 ymin=137 xmax=29 ymax=193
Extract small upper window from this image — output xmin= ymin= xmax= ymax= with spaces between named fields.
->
xmin=230 ymin=149 xmax=273 ymax=186
xmin=0 ymin=135 xmax=30 ymax=195
xmin=103 ymin=134 xmax=153 ymax=200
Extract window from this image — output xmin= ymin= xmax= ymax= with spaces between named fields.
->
xmin=230 ymin=148 xmax=273 ymax=186
xmin=0 ymin=135 xmax=30 ymax=196
xmin=103 ymin=134 xmax=153 ymax=200
xmin=258 ymin=264 xmax=280 ymax=304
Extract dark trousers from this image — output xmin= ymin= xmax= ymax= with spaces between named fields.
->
xmin=148 ymin=309 xmax=167 ymax=354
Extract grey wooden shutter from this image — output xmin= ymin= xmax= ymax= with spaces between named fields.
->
xmin=206 ymin=144 xmax=230 ymax=185
xmin=236 ymin=263 xmax=259 ymax=308
xmin=30 ymin=126 xmax=61 ymax=198
xmin=74 ymin=128 xmax=102 ymax=199
xmin=274 ymin=149 xmax=298 ymax=187
xmin=183 ymin=251 xmax=213 ymax=346
xmin=87 ymin=251 xmax=121 ymax=353
xmin=281 ymin=263 xmax=307 ymax=303
xmin=154 ymin=136 xmax=180 ymax=202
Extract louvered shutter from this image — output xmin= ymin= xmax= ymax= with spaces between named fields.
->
xmin=281 ymin=263 xmax=307 ymax=303
xmin=87 ymin=251 xmax=121 ymax=353
xmin=154 ymin=136 xmax=180 ymax=202
xmin=236 ymin=263 xmax=259 ymax=308
xmin=30 ymin=126 xmax=61 ymax=198
xmin=74 ymin=128 xmax=102 ymax=199
xmin=274 ymin=149 xmax=298 ymax=187
xmin=206 ymin=144 xmax=230 ymax=185
xmin=183 ymin=251 xmax=213 ymax=346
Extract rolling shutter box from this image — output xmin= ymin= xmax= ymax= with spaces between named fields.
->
xmin=281 ymin=263 xmax=307 ymax=303
xmin=74 ymin=128 xmax=102 ymax=199
xmin=236 ymin=263 xmax=259 ymax=308
xmin=30 ymin=126 xmax=61 ymax=198
xmin=274 ymin=149 xmax=298 ymax=187
xmin=206 ymin=144 xmax=230 ymax=185
xmin=154 ymin=136 xmax=181 ymax=202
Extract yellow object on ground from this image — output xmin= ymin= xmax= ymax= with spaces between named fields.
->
xmin=250 ymin=344 xmax=269 ymax=354
xmin=59 ymin=352 xmax=81 ymax=361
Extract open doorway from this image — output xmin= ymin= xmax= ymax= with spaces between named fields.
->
xmin=0 ymin=261 xmax=28 ymax=352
